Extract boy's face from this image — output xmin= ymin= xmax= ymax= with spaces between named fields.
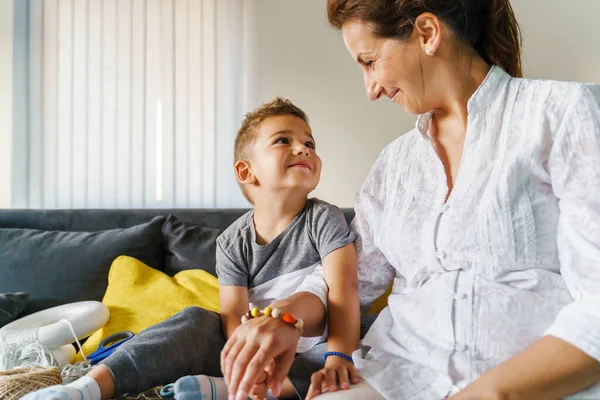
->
xmin=249 ymin=114 xmax=322 ymax=196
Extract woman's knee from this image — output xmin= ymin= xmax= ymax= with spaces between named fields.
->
xmin=313 ymin=381 xmax=384 ymax=399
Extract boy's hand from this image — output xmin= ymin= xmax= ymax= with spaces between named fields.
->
xmin=306 ymin=356 xmax=360 ymax=399
xmin=249 ymin=382 xmax=268 ymax=400
xmin=248 ymin=370 xmax=269 ymax=400
xmin=221 ymin=316 xmax=300 ymax=399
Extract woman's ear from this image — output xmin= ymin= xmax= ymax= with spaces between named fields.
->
xmin=414 ymin=12 xmax=441 ymax=56
xmin=235 ymin=160 xmax=256 ymax=185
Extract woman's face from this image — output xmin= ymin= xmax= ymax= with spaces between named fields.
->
xmin=342 ymin=19 xmax=431 ymax=115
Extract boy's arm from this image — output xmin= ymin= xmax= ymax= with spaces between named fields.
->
xmin=323 ymin=242 xmax=360 ymax=355
xmin=305 ymin=243 xmax=360 ymax=399
xmin=269 ymin=291 xmax=327 ymax=337
xmin=219 ymin=284 xmax=250 ymax=339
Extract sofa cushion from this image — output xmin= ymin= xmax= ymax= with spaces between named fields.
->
xmin=77 ymin=255 xmax=220 ymax=361
xmin=162 ymin=215 xmax=221 ymax=277
xmin=0 ymin=216 xmax=166 ymax=316
xmin=0 ymin=292 xmax=29 ymax=328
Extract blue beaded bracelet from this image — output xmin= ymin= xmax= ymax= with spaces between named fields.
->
xmin=323 ymin=351 xmax=354 ymax=364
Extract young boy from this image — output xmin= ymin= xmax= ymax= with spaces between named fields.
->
xmin=23 ymin=97 xmax=360 ymax=400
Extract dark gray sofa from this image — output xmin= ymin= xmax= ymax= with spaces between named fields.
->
xmin=0 ymin=207 xmax=355 ymax=319
xmin=0 ymin=208 xmax=359 ymax=399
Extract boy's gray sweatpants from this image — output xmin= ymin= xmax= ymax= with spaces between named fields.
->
xmin=103 ymin=307 xmax=376 ymax=399
xmin=103 ymin=307 xmax=370 ymax=399
xmin=103 ymin=307 xmax=225 ymax=396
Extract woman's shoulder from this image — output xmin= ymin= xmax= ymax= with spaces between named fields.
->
xmin=509 ymin=76 xmax=598 ymax=118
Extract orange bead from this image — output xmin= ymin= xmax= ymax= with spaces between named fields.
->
xmin=282 ymin=312 xmax=296 ymax=324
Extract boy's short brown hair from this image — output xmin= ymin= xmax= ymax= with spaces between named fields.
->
xmin=234 ymin=97 xmax=310 ymax=164
xmin=234 ymin=97 xmax=310 ymax=203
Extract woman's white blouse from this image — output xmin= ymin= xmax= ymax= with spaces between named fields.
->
xmin=352 ymin=66 xmax=600 ymax=399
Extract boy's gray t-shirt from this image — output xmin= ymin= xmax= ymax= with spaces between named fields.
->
xmin=216 ymin=198 xmax=356 ymax=351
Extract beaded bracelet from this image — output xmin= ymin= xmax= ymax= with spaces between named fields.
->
xmin=241 ymin=306 xmax=304 ymax=336
xmin=323 ymin=351 xmax=354 ymax=364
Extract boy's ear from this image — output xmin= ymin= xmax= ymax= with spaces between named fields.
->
xmin=235 ymin=160 xmax=256 ymax=184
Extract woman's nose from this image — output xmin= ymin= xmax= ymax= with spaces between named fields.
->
xmin=365 ymin=76 xmax=383 ymax=101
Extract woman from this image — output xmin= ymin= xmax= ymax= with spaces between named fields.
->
xmin=222 ymin=0 xmax=600 ymax=399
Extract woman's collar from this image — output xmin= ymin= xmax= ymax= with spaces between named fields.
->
xmin=415 ymin=65 xmax=511 ymax=139
xmin=466 ymin=65 xmax=510 ymax=114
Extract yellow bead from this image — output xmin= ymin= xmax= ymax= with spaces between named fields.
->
xmin=251 ymin=307 xmax=261 ymax=317
xmin=264 ymin=306 xmax=272 ymax=317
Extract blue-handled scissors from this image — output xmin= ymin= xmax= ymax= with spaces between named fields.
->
xmin=87 ymin=331 xmax=135 ymax=365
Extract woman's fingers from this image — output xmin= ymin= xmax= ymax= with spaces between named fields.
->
xmin=234 ymin=346 xmax=271 ymax=400
xmin=222 ymin=317 xmax=301 ymax=399
xmin=266 ymin=343 xmax=297 ymax=397
xmin=227 ymin=341 xmax=261 ymax=399
xmin=221 ymin=334 xmax=235 ymax=379
xmin=221 ymin=327 xmax=239 ymax=376
xmin=223 ymin=337 xmax=245 ymax=386
xmin=227 ymin=320 xmax=291 ymax=398
xmin=264 ymin=359 xmax=276 ymax=377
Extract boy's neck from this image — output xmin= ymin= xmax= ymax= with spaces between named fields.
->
xmin=252 ymin=193 xmax=309 ymax=245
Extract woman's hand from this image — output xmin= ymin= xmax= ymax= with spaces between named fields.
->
xmin=447 ymin=388 xmax=506 ymax=400
xmin=306 ymin=357 xmax=360 ymax=399
xmin=221 ymin=316 xmax=300 ymax=400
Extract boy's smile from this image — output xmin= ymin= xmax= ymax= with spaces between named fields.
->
xmin=288 ymin=162 xmax=312 ymax=170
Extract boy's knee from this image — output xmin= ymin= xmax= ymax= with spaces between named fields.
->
xmin=179 ymin=307 xmax=224 ymax=339
xmin=181 ymin=306 xmax=219 ymax=323
xmin=181 ymin=306 xmax=204 ymax=317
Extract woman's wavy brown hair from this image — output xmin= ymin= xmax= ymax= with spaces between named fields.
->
xmin=327 ymin=0 xmax=522 ymax=77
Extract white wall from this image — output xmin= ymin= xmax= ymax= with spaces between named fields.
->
xmin=0 ymin=0 xmax=13 ymax=208
xmin=245 ymin=1 xmax=411 ymax=207
xmin=3 ymin=1 xmax=600 ymax=209
xmin=246 ymin=0 xmax=600 ymax=207
xmin=513 ymin=0 xmax=600 ymax=83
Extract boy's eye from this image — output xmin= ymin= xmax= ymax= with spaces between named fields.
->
xmin=305 ymin=142 xmax=315 ymax=149
xmin=365 ymin=60 xmax=374 ymax=68
xmin=275 ymin=137 xmax=290 ymax=144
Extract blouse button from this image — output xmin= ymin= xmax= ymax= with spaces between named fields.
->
xmin=454 ymin=292 xmax=467 ymax=300
xmin=455 ymin=343 xmax=468 ymax=352
xmin=436 ymin=251 xmax=447 ymax=260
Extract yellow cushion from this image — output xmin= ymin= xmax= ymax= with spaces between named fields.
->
xmin=366 ymin=284 xmax=392 ymax=315
xmin=77 ymin=256 xmax=220 ymax=361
